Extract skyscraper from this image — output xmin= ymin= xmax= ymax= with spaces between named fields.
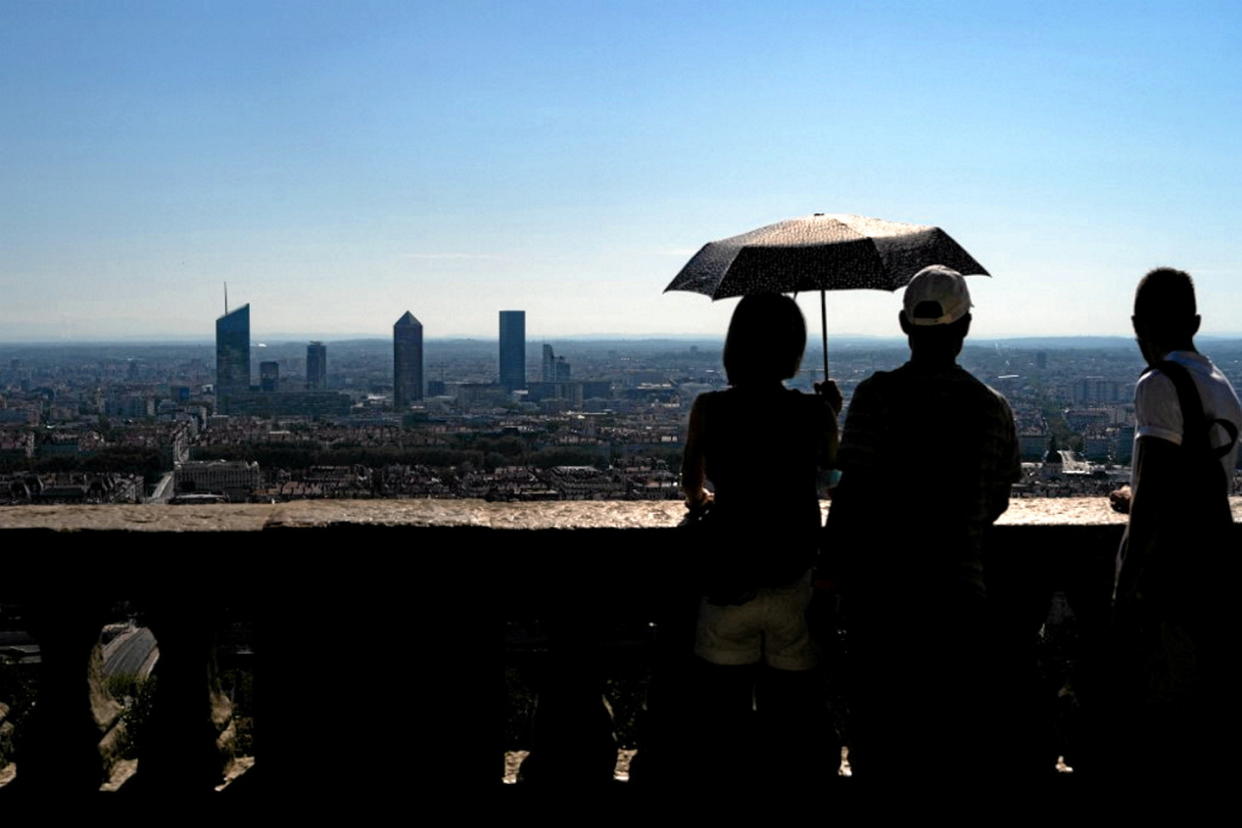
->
xmin=393 ymin=311 xmax=424 ymax=408
xmin=306 ymin=341 xmax=327 ymax=390
xmin=542 ymin=343 xmax=570 ymax=382
xmin=541 ymin=344 xmax=556 ymax=383
xmin=499 ymin=310 xmax=526 ymax=391
xmin=215 ymin=304 xmax=251 ymax=395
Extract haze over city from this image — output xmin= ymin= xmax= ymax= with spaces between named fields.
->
xmin=4 ymin=1 xmax=1242 ymax=342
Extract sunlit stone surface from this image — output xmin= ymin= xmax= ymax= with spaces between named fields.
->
xmin=0 ymin=497 xmax=1237 ymax=531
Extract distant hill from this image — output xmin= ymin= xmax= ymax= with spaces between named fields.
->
xmin=972 ymin=335 xmax=1242 ymax=350
xmin=971 ymin=336 xmax=1135 ymax=350
xmin=3 ymin=334 xmax=1241 ymax=353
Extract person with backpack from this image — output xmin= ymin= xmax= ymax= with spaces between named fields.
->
xmin=1109 ymin=267 xmax=1242 ymax=789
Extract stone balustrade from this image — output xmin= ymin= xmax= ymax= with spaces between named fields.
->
xmin=0 ymin=498 xmax=1237 ymax=797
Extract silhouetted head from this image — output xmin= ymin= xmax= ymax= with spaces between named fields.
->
xmin=899 ymin=265 xmax=973 ymax=363
xmin=1132 ymin=267 xmax=1200 ymax=364
xmin=723 ymin=293 xmax=806 ymax=386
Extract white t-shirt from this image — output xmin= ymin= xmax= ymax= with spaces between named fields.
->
xmin=1132 ymin=350 xmax=1242 ymax=494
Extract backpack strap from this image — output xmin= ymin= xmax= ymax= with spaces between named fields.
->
xmin=1153 ymin=360 xmax=1208 ymax=452
xmin=1153 ymin=360 xmax=1239 ymax=460
xmin=1215 ymin=418 xmax=1240 ymax=460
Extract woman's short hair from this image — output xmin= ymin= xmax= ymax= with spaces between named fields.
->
xmin=723 ymin=293 xmax=806 ymax=386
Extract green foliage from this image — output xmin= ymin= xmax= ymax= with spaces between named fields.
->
xmin=193 ymin=442 xmax=488 ymax=470
xmin=646 ymin=448 xmax=684 ymax=471
xmin=104 ymin=672 xmax=147 ymax=701
xmin=219 ymin=667 xmax=255 ymax=756
xmin=83 ymin=447 xmax=165 ymax=487
xmin=103 ymin=666 xmax=256 ymax=760
xmin=107 ymin=674 xmax=158 ymax=760
xmin=1040 ymin=400 xmax=1075 ymax=451
xmin=187 ymin=434 xmax=670 ymax=475
xmin=0 ymin=664 xmax=38 ymax=768
xmin=527 ymin=447 xmax=610 ymax=470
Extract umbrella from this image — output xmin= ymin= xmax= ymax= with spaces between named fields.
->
xmin=665 ymin=213 xmax=990 ymax=378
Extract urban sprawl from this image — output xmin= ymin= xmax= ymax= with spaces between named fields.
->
xmin=3 ymin=306 xmax=1242 ymax=505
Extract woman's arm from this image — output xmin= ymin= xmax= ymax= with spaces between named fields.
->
xmin=681 ymin=394 xmax=710 ymax=507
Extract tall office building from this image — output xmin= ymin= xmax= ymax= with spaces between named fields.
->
xmin=499 ymin=310 xmax=526 ymax=391
xmin=541 ymin=343 xmax=570 ymax=382
xmin=215 ymin=304 xmax=251 ymax=394
xmin=541 ymin=344 xmax=556 ymax=382
xmin=393 ymin=311 xmax=424 ymax=408
xmin=259 ymin=361 xmax=279 ymax=392
xmin=306 ymin=341 xmax=327 ymax=390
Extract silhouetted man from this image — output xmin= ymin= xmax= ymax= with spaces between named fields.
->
xmin=1109 ymin=268 xmax=1241 ymax=788
xmin=826 ymin=265 xmax=1020 ymax=787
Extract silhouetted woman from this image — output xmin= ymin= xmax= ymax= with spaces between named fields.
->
xmin=679 ymin=292 xmax=840 ymax=785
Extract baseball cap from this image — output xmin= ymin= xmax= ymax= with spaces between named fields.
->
xmin=902 ymin=265 xmax=972 ymax=326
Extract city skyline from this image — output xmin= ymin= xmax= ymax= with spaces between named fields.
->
xmin=5 ymin=301 xmax=1241 ymax=505
xmin=4 ymin=3 xmax=1242 ymax=342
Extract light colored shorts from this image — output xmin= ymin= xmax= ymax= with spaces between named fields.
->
xmin=694 ymin=569 xmax=817 ymax=671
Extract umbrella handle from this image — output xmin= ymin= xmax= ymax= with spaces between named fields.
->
xmin=821 ymin=290 xmax=829 ymax=381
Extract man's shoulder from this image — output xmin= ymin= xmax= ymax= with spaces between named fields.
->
xmin=935 ymin=366 xmax=1015 ymax=413
xmin=1135 ymin=361 xmax=1197 ymax=419
xmin=977 ymin=376 xmax=1015 ymax=415
xmin=1133 ymin=368 xmax=1182 ymax=443
xmin=1152 ymin=352 xmax=1234 ymax=398
xmin=854 ymin=369 xmax=894 ymax=387
xmin=854 ymin=365 xmax=1011 ymax=406
xmin=1170 ymin=352 xmax=1242 ymax=413
xmin=694 ymin=388 xmax=728 ymax=404
xmin=850 ymin=370 xmax=891 ymax=397
xmin=1139 ymin=354 xmax=1242 ymax=441
xmin=1135 ymin=366 xmax=1175 ymax=400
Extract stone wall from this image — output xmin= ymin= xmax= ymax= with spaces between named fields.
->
xmin=0 ymin=498 xmax=1237 ymax=796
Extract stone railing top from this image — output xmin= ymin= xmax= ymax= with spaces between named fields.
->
xmin=1 ymin=497 xmax=1237 ymax=533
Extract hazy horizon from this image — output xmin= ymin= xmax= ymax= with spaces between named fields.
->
xmin=5 ymin=333 xmax=1242 ymax=350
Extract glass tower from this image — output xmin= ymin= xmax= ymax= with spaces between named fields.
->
xmin=394 ymin=311 xmax=424 ymax=408
xmin=499 ymin=310 xmax=526 ymax=391
xmin=306 ymin=341 xmax=327 ymax=390
xmin=215 ymin=304 xmax=251 ymax=394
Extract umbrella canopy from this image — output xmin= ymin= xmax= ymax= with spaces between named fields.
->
xmin=665 ymin=213 xmax=991 ymax=379
xmin=664 ymin=213 xmax=989 ymax=299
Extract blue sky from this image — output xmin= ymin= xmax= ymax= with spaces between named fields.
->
xmin=3 ymin=1 xmax=1241 ymax=341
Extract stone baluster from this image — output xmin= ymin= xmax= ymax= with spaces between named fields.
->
xmin=6 ymin=600 xmax=114 ymax=794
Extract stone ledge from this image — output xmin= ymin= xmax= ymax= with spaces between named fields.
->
xmin=0 ymin=497 xmax=1238 ymax=532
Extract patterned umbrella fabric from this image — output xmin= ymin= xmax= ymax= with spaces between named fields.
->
xmin=665 ymin=213 xmax=989 ymax=299
xmin=665 ymin=213 xmax=990 ymax=378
